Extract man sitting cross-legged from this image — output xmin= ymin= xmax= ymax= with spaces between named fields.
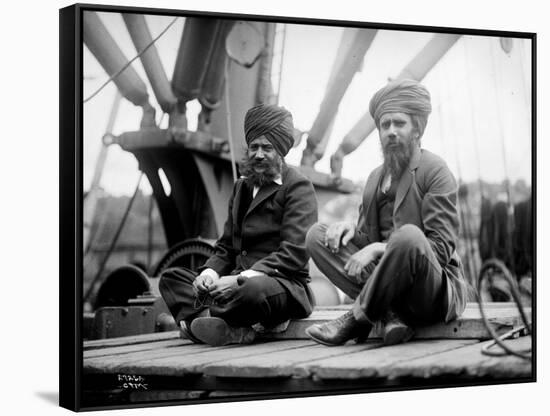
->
xmin=305 ymin=79 xmax=468 ymax=346
xmin=159 ymin=104 xmax=318 ymax=346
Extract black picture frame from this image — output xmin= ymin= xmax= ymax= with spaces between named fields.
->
xmin=60 ymin=2 xmax=536 ymax=412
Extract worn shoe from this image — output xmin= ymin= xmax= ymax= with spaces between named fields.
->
xmin=178 ymin=320 xmax=203 ymax=344
xmin=305 ymin=310 xmax=372 ymax=346
xmin=383 ymin=314 xmax=414 ymax=345
xmin=252 ymin=320 xmax=290 ymax=334
xmin=190 ymin=317 xmax=256 ymax=347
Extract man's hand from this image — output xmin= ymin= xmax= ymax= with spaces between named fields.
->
xmin=344 ymin=242 xmax=387 ymax=282
xmin=325 ymin=221 xmax=356 ymax=253
xmin=208 ymin=275 xmax=240 ymax=302
xmin=193 ymin=274 xmax=215 ymax=295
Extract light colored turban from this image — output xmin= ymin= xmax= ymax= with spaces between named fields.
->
xmin=369 ymin=79 xmax=432 ymax=137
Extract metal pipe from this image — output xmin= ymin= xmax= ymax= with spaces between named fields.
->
xmin=329 ymin=33 xmax=461 ymax=178
xmin=122 ymin=14 xmax=177 ymax=114
xmin=171 ymin=18 xmax=221 ymax=109
xmin=198 ymin=20 xmax=236 ymax=129
xmin=301 ymin=28 xmax=377 ymax=167
xmin=255 ymin=22 xmax=276 ymax=105
xmin=83 ymin=11 xmax=150 ymax=108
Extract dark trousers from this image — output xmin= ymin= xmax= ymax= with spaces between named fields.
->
xmin=159 ymin=268 xmax=294 ymax=328
xmin=306 ymin=223 xmax=447 ymax=326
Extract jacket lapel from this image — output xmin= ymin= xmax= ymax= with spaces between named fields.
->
xmin=364 ymin=166 xmax=383 ymax=228
xmin=231 ymin=180 xmax=246 ymax=226
xmin=247 ymin=181 xmax=279 ymax=216
xmin=394 ymin=146 xmax=422 ymax=213
xmin=245 ymin=166 xmax=286 ymax=217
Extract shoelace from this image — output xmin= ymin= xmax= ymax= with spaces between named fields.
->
xmin=193 ymin=293 xmax=215 ymax=309
xmin=331 ymin=311 xmax=353 ymax=327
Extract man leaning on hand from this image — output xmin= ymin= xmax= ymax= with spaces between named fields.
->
xmin=305 ymin=79 xmax=468 ymax=347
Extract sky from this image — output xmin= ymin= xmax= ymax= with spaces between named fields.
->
xmin=83 ymin=12 xmax=532 ymax=196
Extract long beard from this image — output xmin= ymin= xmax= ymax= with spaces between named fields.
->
xmin=382 ymin=138 xmax=416 ymax=179
xmin=239 ymin=154 xmax=283 ymax=187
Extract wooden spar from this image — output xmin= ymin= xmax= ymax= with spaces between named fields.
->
xmin=301 ymin=28 xmax=377 ymax=167
xmin=329 ymin=33 xmax=461 ymax=178
xmin=122 ymin=13 xmax=177 ymax=114
xmin=83 ymin=11 xmax=155 ymax=127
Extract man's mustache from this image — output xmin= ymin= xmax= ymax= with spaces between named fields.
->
xmin=250 ymin=159 xmax=274 ymax=168
xmin=383 ymin=141 xmax=405 ymax=152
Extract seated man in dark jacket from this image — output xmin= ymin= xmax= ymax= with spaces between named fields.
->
xmin=305 ymin=79 xmax=467 ymax=346
xmin=159 ymin=104 xmax=318 ymax=346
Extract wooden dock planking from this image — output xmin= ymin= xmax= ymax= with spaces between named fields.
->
xmin=297 ymin=340 xmax=478 ymax=380
xmin=85 ymin=340 xmax=316 ymax=377
xmin=82 ymin=301 xmax=532 ymax=393
xmin=85 ymin=342 xmax=229 ymax=374
xmin=202 ymin=341 xmax=383 ymax=378
xmin=84 ymin=331 xmax=179 ymax=350
xmin=263 ymin=303 xmax=530 ymax=341
xmin=82 ymin=303 xmax=530 ymax=348
xmin=84 ymin=338 xmax=189 ymax=359
xmin=385 ymin=336 xmax=532 ymax=379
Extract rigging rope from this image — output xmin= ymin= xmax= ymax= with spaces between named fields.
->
xmin=83 ymin=90 xmax=123 ymax=262
xmin=437 ymin=63 xmax=479 ymax=284
xmin=83 ymin=16 xmax=179 ymax=104
xmin=462 ymin=37 xmax=485 ymax=195
xmin=489 ymin=38 xmax=518 ymax=276
xmin=275 ymin=24 xmax=287 ymax=105
xmin=83 ymin=173 xmax=144 ymax=303
xmin=224 ymin=58 xmax=238 ymax=183
xmin=477 ymin=259 xmax=532 ymax=360
xmin=146 ymin=193 xmax=154 ymax=271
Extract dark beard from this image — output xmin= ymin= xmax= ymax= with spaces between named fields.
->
xmin=239 ymin=155 xmax=283 ymax=187
xmin=382 ymin=138 xmax=416 ymax=179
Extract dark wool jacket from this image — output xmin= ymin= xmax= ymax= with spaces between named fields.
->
xmin=353 ymin=147 xmax=468 ymax=322
xmin=202 ymin=165 xmax=318 ymax=318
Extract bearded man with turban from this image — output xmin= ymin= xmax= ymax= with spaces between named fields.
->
xmin=305 ymin=79 xmax=467 ymax=346
xmin=159 ymin=104 xmax=318 ymax=346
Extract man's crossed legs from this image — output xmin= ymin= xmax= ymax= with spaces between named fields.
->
xmin=159 ymin=269 xmax=294 ymax=346
xmin=305 ymin=223 xmax=447 ymax=345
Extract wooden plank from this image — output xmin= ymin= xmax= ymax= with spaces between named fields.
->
xmin=82 ymin=303 xmax=528 ymax=348
xmin=263 ymin=304 xmax=531 ymax=341
xmin=84 ymin=340 xmax=316 ymax=377
xmin=299 ymin=339 xmax=477 ymax=380
xmin=84 ymin=339 xmax=190 ymax=359
xmin=203 ymin=341 xmax=384 ymax=378
xmin=84 ymin=342 xmax=227 ymax=373
xmin=315 ymin=302 xmax=523 ymax=310
xmin=385 ymin=336 xmax=532 ymax=379
xmin=84 ymin=331 xmax=179 ymax=350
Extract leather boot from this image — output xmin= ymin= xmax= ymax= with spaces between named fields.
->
xmin=383 ymin=312 xmax=414 ymax=345
xmin=305 ymin=310 xmax=372 ymax=346
xmin=190 ymin=317 xmax=256 ymax=347
xmin=179 ymin=320 xmax=203 ymax=344
xmin=179 ymin=309 xmax=210 ymax=344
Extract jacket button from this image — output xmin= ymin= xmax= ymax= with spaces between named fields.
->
xmin=242 ymin=250 xmax=247 ymax=256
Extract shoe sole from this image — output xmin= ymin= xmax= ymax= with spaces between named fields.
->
xmin=383 ymin=325 xmax=414 ymax=346
xmin=179 ymin=325 xmax=203 ymax=344
xmin=191 ymin=317 xmax=255 ymax=347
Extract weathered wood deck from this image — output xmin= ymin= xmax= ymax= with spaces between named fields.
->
xmin=82 ymin=303 xmax=532 ymax=407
